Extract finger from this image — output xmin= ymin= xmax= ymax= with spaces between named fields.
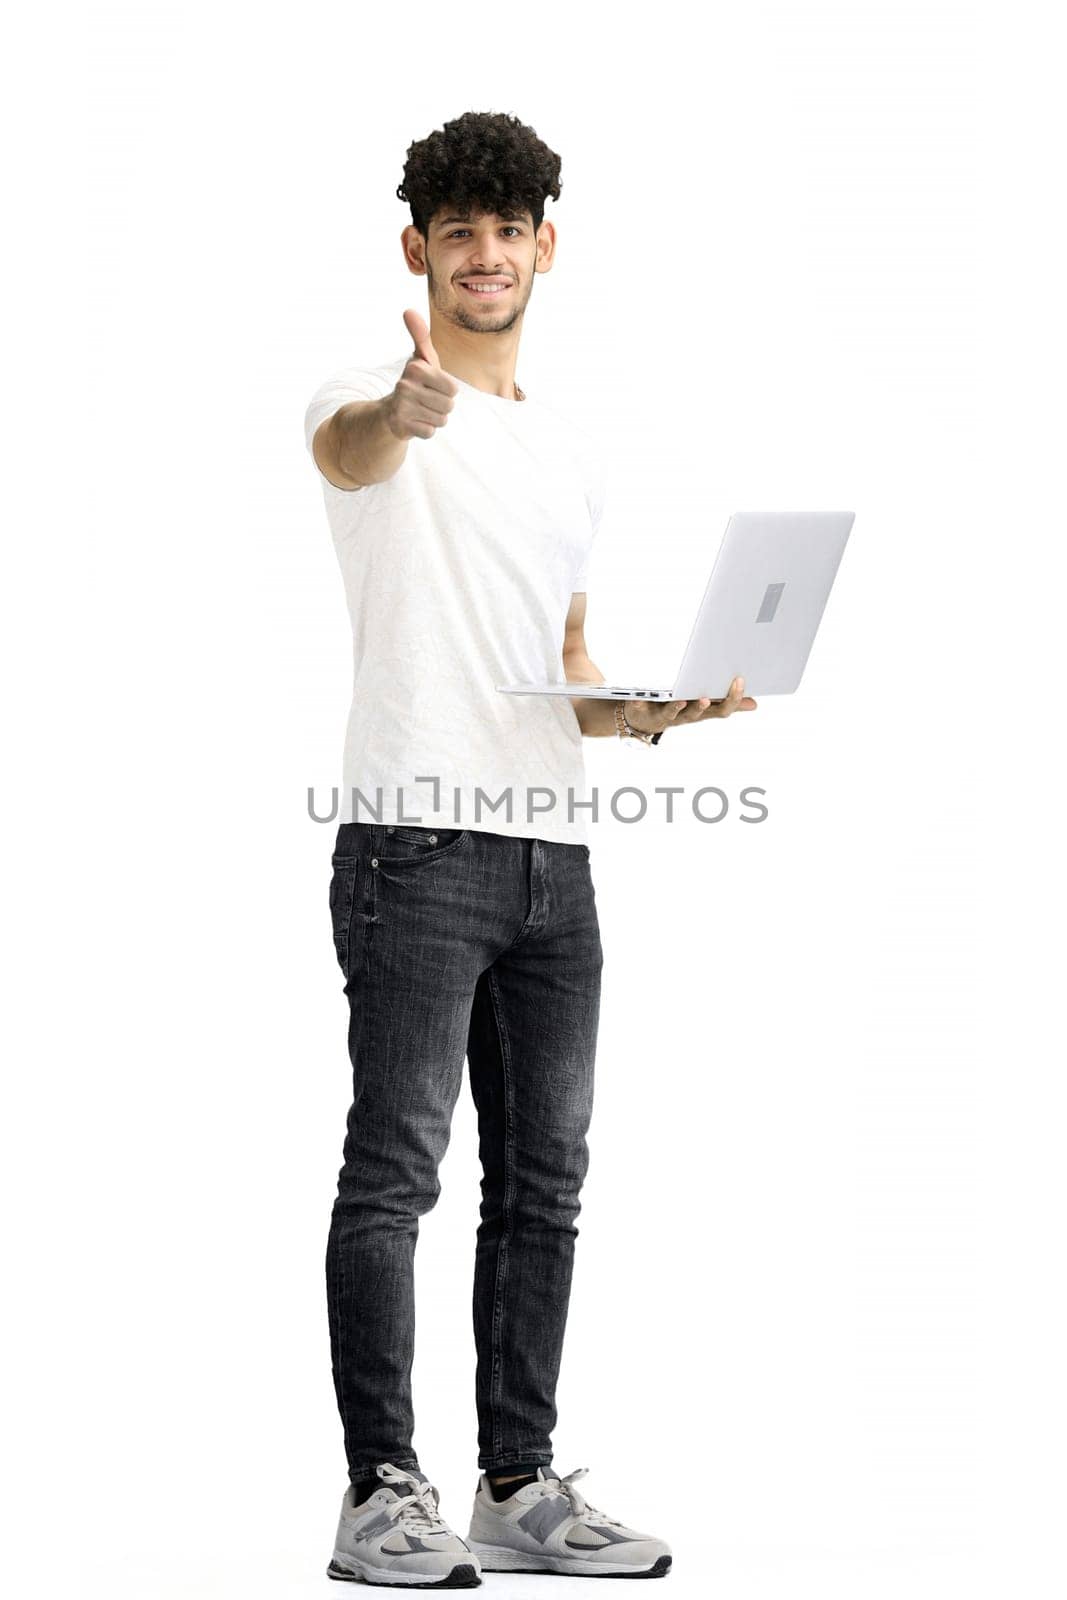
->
xmin=415 ymin=365 xmax=459 ymax=399
xmin=695 ymin=681 xmax=741 ymax=719
xmin=397 ymin=379 xmax=454 ymax=415
xmin=637 ymin=701 xmax=676 ymax=731
xmin=718 ymin=677 xmax=745 ymax=717
xmin=648 ymin=699 xmax=688 ymax=728
xmin=403 ymin=308 xmax=439 ymax=368
xmin=672 ymin=697 xmax=710 ymax=723
xmin=652 ymin=701 xmax=685 ymax=728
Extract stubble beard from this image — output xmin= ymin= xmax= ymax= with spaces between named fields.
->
xmin=426 ymin=260 xmax=530 ymax=335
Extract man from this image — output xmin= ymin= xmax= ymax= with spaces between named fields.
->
xmin=304 ymin=111 xmax=755 ymax=1587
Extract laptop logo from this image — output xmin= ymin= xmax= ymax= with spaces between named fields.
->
xmin=756 ymin=582 xmax=786 ymax=624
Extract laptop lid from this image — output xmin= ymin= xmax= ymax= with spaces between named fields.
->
xmin=671 ymin=511 xmax=854 ymax=698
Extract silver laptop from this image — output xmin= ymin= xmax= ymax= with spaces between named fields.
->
xmin=498 ymin=510 xmax=855 ymax=701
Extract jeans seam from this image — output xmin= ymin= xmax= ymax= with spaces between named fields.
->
xmin=336 ymin=849 xmax=374 ymax=1474
xmin=342 ymin=861 xmax=358 ymax=977
xmin=334 ymin=1191 xmax=348 ymax=1469
xmin=485 ymin=967 xmax=516 ymax=1463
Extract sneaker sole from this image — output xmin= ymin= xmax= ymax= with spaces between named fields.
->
xmin=467 ymin=1543 xmax=671 ymax=1579
xmin=327 ymin=1556 xmax=481 ymax=1588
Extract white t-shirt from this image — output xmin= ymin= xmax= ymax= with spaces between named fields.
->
xmin=303 ymin=354 xmax=605 ymax=846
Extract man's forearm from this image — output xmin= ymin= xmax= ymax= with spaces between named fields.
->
xmin=330 ymin=398 xmax=409 ymax=486
xmin=570 ymin=696 xmax=620 ymax=737
xmin=564 ymin=653 xmax=619 ymax=737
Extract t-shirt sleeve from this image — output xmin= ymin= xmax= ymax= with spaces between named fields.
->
xmin=303 ymin=366 xmax=396 ymax=486
xmin=573 ymin=452 xmax=607 ymax=592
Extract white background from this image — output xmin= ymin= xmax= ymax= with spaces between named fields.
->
xmin=5 ymin=2 xmax=1064 ymax=1596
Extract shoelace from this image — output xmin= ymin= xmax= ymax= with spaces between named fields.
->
xmin=535 ymin=1466 xmax=627 ymax=1529
xmin=374 ymin=1464 xmax=448 ymax=1534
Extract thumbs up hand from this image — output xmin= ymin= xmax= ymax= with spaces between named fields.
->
xmin=383 ymin=310 xmax=460 ymax=441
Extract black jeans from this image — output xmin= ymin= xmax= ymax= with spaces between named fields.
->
xmin=326 ymin=822 xmax=603 ymax=1482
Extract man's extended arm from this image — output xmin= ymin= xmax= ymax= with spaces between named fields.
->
xmin=311 ymin=309 xmax=459 ymax=492
xmin=314 ymin=399 xmax=409 ymax=491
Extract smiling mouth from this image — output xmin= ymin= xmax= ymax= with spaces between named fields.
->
xmin=460 ymin=281 xmax=511 ymax=297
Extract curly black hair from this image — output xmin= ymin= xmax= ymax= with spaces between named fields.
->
xmin=396 ymin=110 xmax=562 ymax=239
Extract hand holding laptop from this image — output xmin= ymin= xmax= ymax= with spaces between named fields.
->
xmin=595 ymin=674 xmax=758 ymax=741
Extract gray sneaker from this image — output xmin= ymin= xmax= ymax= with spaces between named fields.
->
xmin=327 ymin=1463 xmax=481 ymax=1588
xmin=467 ymin=1465 xmax=672 ymax=1578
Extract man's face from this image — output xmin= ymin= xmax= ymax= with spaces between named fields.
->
xmin=410 ymin=207 xmax=552 ymax=334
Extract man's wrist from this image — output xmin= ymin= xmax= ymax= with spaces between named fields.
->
xmin=615 ymin=702 xmax=657 ymax=744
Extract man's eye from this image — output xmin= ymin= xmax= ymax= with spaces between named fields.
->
xmin=448 ymin=227 xmax=520 ymax=238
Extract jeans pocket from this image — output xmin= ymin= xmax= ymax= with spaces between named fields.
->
xmin=328 ymin=856 xmax=359 ymax=975
xmin=376 ymin=826 xmax=469 ymax=865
